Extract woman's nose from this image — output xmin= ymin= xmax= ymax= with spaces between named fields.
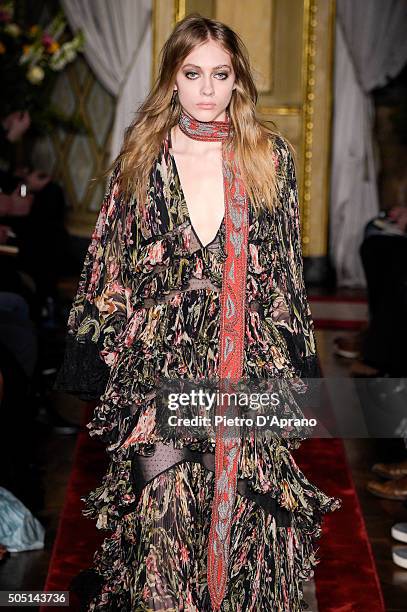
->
xmin=201 ymin=76 xmax=215 ymax=96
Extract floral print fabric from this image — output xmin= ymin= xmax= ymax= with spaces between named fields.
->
xmin=56 ymin=133 xmax=341 ymax=611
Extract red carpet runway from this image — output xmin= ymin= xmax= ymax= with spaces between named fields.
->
xmin=42 ymin=413 xmax=385 ymax=611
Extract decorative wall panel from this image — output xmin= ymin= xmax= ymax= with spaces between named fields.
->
xmin=33 ymin=55 xmax=115 ymax=236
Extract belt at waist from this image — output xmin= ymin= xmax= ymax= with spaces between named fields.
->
xmin=129 ymin=441 xmax=292 ymax=527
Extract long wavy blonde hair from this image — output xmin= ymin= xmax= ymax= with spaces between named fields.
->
xmin=114 ymin=13 xmax=294 ymax=217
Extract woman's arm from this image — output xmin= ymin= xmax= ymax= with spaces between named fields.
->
xmin=55 ymin=164 xmax=130 ymax=400
xmin=276 ymin=136 xmax=320 ymax=378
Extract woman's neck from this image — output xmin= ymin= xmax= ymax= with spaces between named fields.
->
xmin=170 ymin=125 xmax=223 ymax=156
xmin=171 ymin=106 xmax=230 ymax=155
xmin=181 ymin=106 xmax=228 ymax=123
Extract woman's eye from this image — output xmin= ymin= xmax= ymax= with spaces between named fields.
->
xmin=184 ymin=71 xmax=229 ymax=80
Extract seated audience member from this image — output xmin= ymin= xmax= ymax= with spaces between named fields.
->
xmin=0 ymin=338 xmax=36 ymax=508
xmin=334 ymin=205 xmax=407 ymax=377
xmin=0 ymin=292 xmax=38 ymax=380
xmin=335 ymin=207 xmax=407 ymax=511
xmin=0 ymin=111 xmax=31 ymax=171
xmin=0 ymin=164 xmax=75 ymax=321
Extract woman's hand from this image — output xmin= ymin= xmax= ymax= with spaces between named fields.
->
xmin=9 ymin=187 xmax=34 ymax=216
xmin=26 ymin=169 xmax=51 ymax=192
xmin=0 ymin=194 xmax=12 ymax=216
xmin=2 ymin=111 xmax=31 ymax=142
xmin=388 ymin=206 xmax=407 ymax=233
xmin=0 ymin=224 xmax=12 ymax=244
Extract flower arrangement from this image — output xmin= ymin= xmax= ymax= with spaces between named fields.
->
xmin=0 ymin=1 xmax=85 ymax=134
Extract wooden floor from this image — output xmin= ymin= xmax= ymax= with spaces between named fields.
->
xmin=0 ymin=302 xmax=406 ymax=610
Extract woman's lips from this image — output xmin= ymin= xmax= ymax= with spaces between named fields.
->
xmin=197 ymin=103 xmax=216 ymax=108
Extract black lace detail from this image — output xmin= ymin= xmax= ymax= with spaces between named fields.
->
xmin=54 ymin=334 xmax=109 ymax=401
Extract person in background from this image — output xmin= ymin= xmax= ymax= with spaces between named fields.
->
xmin=0 ymin=110 xmax=36 ymax=314
xmin=0 ymin=164 xmax=74 ymax=322
xmin=342 ymin=205 xmax=407 ymax=546
xmin=334 ymin=204 xmax=407 ymax=377
xmin=0 ymin=111 xmax=31 ymax=171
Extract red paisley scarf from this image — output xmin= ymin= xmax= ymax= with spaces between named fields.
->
xmin=178 ymin=107 xmax=249 ymax=610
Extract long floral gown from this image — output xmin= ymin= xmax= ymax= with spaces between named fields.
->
xmin=56 ymin=132 xmax=341 ymax=611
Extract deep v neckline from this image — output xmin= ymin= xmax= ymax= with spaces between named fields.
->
xmin=167 ymin=127 xmax=225 ymax=250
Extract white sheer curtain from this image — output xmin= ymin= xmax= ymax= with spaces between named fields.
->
xmin=330 ymin=0 xmax=407 ymax=287
xmin=61 ymin=0 xmax=152 ymax=162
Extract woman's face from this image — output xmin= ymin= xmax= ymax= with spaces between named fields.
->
xmin=174 ymin=39 xmax=236 ymax=122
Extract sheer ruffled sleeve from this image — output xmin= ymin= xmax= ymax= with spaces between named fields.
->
xmin=275 ymin=136 xmax=321 ymax=378
xmin=55 ymin=163 xmax=130 ymax=400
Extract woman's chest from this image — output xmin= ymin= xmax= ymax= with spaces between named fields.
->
xmin=135 ymin=151 xmax=280 ymax=270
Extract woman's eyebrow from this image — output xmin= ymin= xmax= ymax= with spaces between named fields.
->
xmin=182 ymin=63 xmax=231 ymax=70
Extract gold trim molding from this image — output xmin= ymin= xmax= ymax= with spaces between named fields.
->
xmin=257 ymin=106 xmax=302 ymax=116
xmin=301 ymin=0 xmax=314 ymax=251
xmin=174 ymin=0 xmax=186 ymax=23
xmin=300 ymin=0 xmax=336 ymax=256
